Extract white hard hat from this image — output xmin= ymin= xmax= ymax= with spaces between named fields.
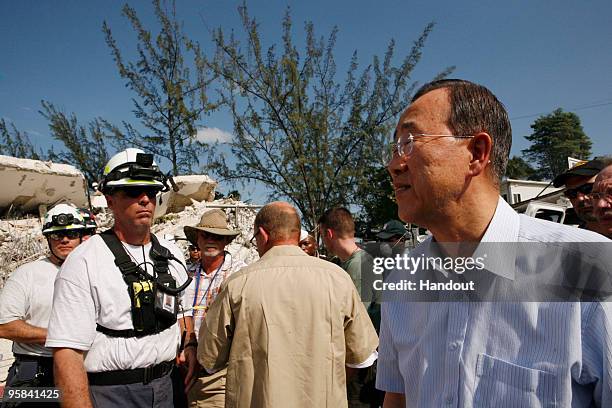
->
xmin=99 ymin=148 xmax=167 ymax=193
xmin=42 ymin=204 xmax=86 ymax=235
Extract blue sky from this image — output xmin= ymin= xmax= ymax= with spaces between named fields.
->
xmin=1 ymin=0 xmax=611 ymax=201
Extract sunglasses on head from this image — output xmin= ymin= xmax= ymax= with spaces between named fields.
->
xmin=118 ymin=187 xmax=159 ymax=200
xmin=47 ymin=230 xmax=82 ymax=241
xmin=563 ymin=183 xmax=593 ymax=199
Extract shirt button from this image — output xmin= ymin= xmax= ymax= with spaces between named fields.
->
xmin=449 ymin=342 xmax=459 ymax=351
xmin=445 ymin=396 xmax=454 ymax=405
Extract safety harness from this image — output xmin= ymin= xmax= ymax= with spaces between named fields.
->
xmin=97 ymin=230 xmax=184 ymax=338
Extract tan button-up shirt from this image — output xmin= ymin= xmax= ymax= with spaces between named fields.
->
xmin=198 ymin=245 xmax=379 ymax=408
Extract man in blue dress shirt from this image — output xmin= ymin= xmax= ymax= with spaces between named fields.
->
xmin=376 ymin=79 xmax=612 ymax=407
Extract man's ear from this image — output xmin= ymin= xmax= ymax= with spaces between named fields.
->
xmin=258 ymin=226 xmax=269 ymax=242
xmin=468 ymin=132 xmax=493 ymax=177
xmin=325 ymin=228 xmax=334 ymax=240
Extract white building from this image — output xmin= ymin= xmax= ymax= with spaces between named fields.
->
xmin=500 ymin=178 xmax=563 ymax=205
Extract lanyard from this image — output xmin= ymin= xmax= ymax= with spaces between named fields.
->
xmin=192 ymin=255 xmax=225 ymax=308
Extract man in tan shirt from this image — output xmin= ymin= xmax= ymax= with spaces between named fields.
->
xmin=198 ymin=201 xmax=379 ymax=408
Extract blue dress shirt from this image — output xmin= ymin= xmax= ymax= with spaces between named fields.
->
xmin=376 ymin=197 xmax=612 ymax=407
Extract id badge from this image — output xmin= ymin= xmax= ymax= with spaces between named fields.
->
xmin=155 ymin=290 xmax=177 ymax=315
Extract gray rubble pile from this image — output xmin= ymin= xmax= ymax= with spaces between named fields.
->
xmin=0 ymin=198 xmax=260 ymax=289
xmin=0 ymin=217 xmax=46 ymax=287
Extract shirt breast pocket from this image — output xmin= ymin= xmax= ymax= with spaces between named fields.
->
xmin=474 ymin=354 xmax=558 ymax=408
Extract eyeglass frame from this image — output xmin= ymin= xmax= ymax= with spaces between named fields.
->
xmin=590 ymin=190 xmax=612 ymax=204
xmin=249 ymin=230 xmax=260 ymax=246
xmin=384 ymin=133 xmax=474 ymax=165
xmin=46 ymin=230 xmax=83 ymax=241
xmin=563 ymin=183 xmax=594 ymax=199
xmin=113 ymin=186 xmax=160 ymax=200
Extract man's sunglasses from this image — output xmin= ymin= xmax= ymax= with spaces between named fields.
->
xmin=117 ymin=187 xmax=159 ymax=200
xmin=563 ymin=183 xmax=593 ymax=199
xmin=188 ymin=245 xmax=200 ymax=251
xmin=47 ymin=230 xmax=82 ymax=241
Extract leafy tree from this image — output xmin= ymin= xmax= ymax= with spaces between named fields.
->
xmin=0 ymin=119 xmax=42 ymax=160
xmin=102 ymin=0 xmax=217 ymax=175
xmin=522 ymin=108 xmax=592 ymax=180
xmin=39 ymin=101 xmax=110 ymax=185
xmin=355 ymin=167 xmax=398 ymax=232
xmin=505 ymin=156 xmax=538 ymax=180
xmin=210 ymin=4 xmax=452 ymax=229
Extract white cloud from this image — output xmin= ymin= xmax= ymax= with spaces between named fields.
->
xmin=195 ymin=127 xmax=233 ymax=144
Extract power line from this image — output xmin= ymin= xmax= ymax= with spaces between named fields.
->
xmin=510 ymin=101 xmax=612 ymax=121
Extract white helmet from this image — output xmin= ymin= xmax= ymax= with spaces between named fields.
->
xmin=99 ymin=148 xmax=167 ymax=193
xmin=42 ymin=204 xmax=87 ymax=235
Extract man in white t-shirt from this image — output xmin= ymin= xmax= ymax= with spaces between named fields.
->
xmin=0 ymin=203 xmax=87 ymax=403
xmin=46 ymin=149 xmax=194 ymax=408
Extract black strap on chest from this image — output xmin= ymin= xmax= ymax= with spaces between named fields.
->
xmin=97 ymin=229 xmax=178 ymax=338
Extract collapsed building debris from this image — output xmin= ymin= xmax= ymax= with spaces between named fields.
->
xmin=0 ymin=197 xmax=261 ymax=289
xmin=0 ymin=155 xmax=88 ymax=215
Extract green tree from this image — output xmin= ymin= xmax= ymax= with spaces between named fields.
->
xmin=39 ymin=101 xmax=110 ymax=185
xmin=210 ymin=5 xmax=452 ymax=228
xmin=522 ymin=108 xmax=592 ymax=180
xmin=505 ymin=155 xmax=538 ymax=180
xmin=355 ymin=167 xmax=398 ymax=232
xmin=0 ymin=119 xmax=42 ymax=160
xmin=103 ymin=0 xmax=217 ymax=175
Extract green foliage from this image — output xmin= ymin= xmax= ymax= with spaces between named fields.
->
xmin=505 ymin=155 xmax=539 ymax=180
xmin=522 ymin=108 xmax=592 ymax=180
xmin=0 ymin=119 xmax=42 ymax=160
xmin=355 ymin=167 xmax=398 ymax=231
xmin=209 ymin=4 xmax=453 ymax=228
xmin=39 ymin=101 xmax=110 ymax=185
xmin=102 ymin=0 xmax=217 ymax=175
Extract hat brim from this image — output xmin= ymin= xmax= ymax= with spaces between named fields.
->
xmin=184 ymin=225 xmax=240 ymax=245
xmin=553 ymin=167 xmax=600 ymax=187
xmin=376 ymin=231 xmax=405 ymax=240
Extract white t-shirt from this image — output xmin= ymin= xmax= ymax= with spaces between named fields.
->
xmin=45 ymin=233 xmax=190 ymax=372
xmin=0 ymin=258 xmax=59 ymax=357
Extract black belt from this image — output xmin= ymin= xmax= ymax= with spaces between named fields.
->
xmin=14 ymin=353 xmax=53 ymax=365
xmin=87 ymin=360 xmax=174 ymax=386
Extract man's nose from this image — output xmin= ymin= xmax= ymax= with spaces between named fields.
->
xmin=387 ymin=155 xmax=406 ymax=177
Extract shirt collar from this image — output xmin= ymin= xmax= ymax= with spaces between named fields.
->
xmin=472 ymin=197 xmax=519 ymax=280
xmin=260 ymin=244 xmax=307 ymax=260
xmin=423 ymin=197 xmax=519 ymax=280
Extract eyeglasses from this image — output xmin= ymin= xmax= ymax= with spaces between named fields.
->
xmin=590 ymin=190 xmax=612 ymax=204
xmin=249 ymin=230 xmax=260 ymax=245
xmin=382 ymin=133 xmax=474 ymax=165
xmin=563 ymin=183 xmax=593 ymax=199
xmin=47 ymin=230 xmax=82 ymax=241
xmin=118 ymin=187 xmax=159 ymax=200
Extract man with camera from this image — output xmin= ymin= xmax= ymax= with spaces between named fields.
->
xmin=46 ymin=148 xmax=193 ymax=408
xmin=0 ymin=203 xmax=87 ymax=406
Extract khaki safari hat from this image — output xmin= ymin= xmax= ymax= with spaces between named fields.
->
xmin=184 ymin=209 xmax=240 ymax=245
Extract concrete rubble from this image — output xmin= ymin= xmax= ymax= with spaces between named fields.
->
xmin=0 ymin=196 xmax=261 ymax=384
xmin=0 ymin=197 xmax=261 ymax=289
xmin=0 ymin=154 xmax=89 ymax=214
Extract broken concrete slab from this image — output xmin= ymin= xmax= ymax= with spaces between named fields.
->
xmin=154 ymin=175 xmax=217 ymax=218
xmin=0 ymin=155 xmax=88 ymax=214
xmin=90 ymin=174 xmax=218 ymax=220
